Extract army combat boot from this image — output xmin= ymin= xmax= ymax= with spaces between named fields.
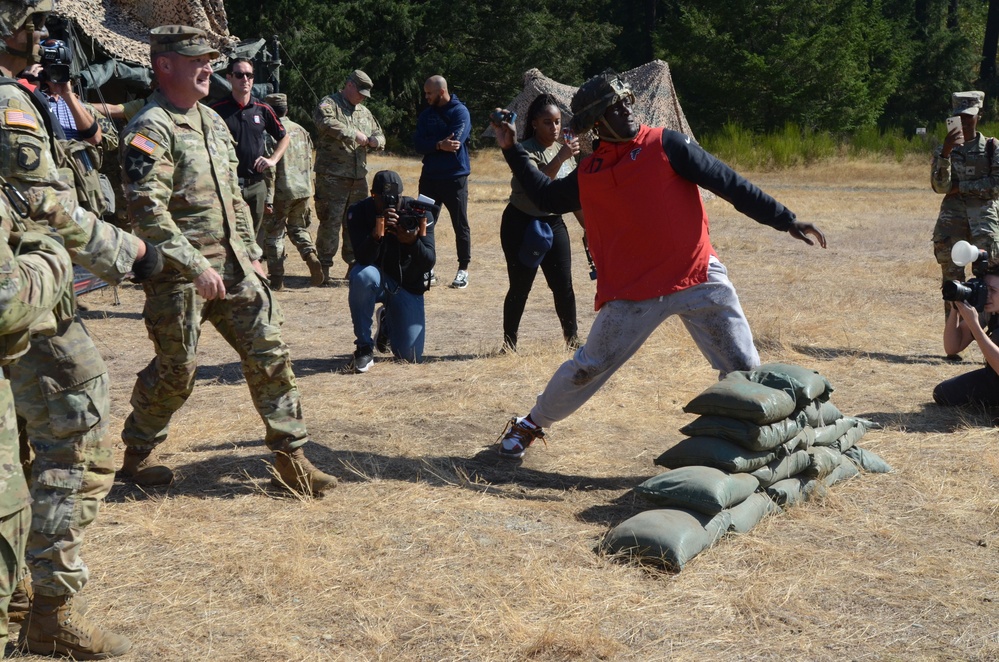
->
xmin=305 ymin=252 xmax=325 ymax=286
xmin=7 ymin=575 xmax=32 ymax=637
xmin=20 ymin=593 xmax=131 ymax=659
xmin=270 ymin=273 xmax=285 ymax=291
xmin=120 ymin=448 xmax=174 ymax=486
xmin=319 ymin=265 xmax=331 ymax=286
xmin=272 ymin=448 xmax=337 ymax=496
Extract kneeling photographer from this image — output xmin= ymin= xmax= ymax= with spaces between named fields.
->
xmin=935 ymin=241 xmax=999 ymax=406
xmin=347 ymin=170 xmax=435 ymax=371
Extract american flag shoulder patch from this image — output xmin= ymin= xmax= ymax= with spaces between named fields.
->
xmin=129 ymin=133 xmax=159 ymax=155
xmin=5 ymin=108 xmax=38 ymax=129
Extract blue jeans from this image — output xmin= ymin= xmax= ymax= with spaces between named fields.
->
xmin=348 ymin=264 xmax=426 ymax=362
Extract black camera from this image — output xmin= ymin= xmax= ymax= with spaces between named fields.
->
xmin=942 ymin=244 xmax=991 ymax=312
xmin=942 ymin=279 xmax=989 ymax=311
xmin=490 ymin=109 xmax=517 ymax=124
xmin=40 ymin=39 xmax=72 ymax=84
xmin=397 ymin=194 xmax=435 ymax=233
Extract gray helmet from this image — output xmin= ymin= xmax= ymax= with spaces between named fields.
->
xmin=0 ymin=0 xmax=52 ymax=39
xmin=569 ymin=69 xmax=635 ymax=135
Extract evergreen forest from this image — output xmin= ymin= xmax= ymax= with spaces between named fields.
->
xmin=223 ymin=0 xmax=999 ymax=150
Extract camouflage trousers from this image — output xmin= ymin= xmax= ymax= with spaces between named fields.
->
xmin=1 ymin=375 xmax=31 ymax=653
xmin=314 ymin=174 xmax=367 ymax=268
xmin=9 ymin=317 xmax=114 ymax=597
xmin=241 ymin=179 xmax=269 ymax=247
xmin=121 ymin=274 xmax=309 ymax=454
xmin=263 ymin=197 xmax=318 ymax=278
xmin=0 ymin=506 xmax=30 ymax=654
xmin=932 ymin=203 xmax=999 ymax=316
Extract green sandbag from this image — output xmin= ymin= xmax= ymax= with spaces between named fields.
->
xmin=740 ymin=362 xmax=834 ymax=408
xmin=844 ymin=446 xmax=893 ymax=473
xmin=804 ymin=447 xmax=842 ymax=479
xmin=683 ymin=378 xmax=797 ymax=425
xmin=679 ymin=415 xmax=802 ymax=452
xmin=766 ymin=477 xmax=811 ymax=507
xmin=831 ymin=422 xmax=868 ymax=452
xmin=751 ymin=450 xmax=811 ymax=488
xmin=823 ymin=454 xmax=860 ymax=486
xmin=784 ymin=427 xmax=815 ymax=453
xmin=812 ymin=418 xmax=857 ymax=446
xmin=799 ymin=399 xmax=844 ymax=427
xmin=601 ymin=508 xmax=731 ymax=570
xmin=655 ymin=436 xmax=778 ymax=473
xmin=635 ymin=467 xmax=760 ymax=515
xmin=727 ymin=492 xmax=782 ymax=533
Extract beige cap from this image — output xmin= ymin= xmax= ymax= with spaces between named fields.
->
xmin=149 ymin=25 xmax=221 ymax=59
xmin=348 ymin=69 xmax=372 ymax=97
xmin=952 ymin=90 xmax=985 ymax=116
xmin=264 ymin=93 xmax=288 ymax=114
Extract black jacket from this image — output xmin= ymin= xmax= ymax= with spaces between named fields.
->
xmin=347 ymin=196 xmax=436 ymax=294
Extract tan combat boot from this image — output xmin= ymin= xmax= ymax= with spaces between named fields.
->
xmin=305 ymin=252 xmax=325 ymax=286
xmin=270 ymin=273 xmax=285 ymax=291
xmin=7 ymin=575 xmax=32 ymax=637
xmin=20 ymin=593 xmax=131 ymax=659
xmin=272 ymin=448 xmax=337 ymax=496
xmin=120 ymin=448 xmax=174 ymax=486
xmin=319 ymin=264 xmax=331 ymax=286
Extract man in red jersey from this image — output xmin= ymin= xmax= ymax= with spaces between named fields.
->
xmin=490 ymin=70 xmax=826 ymax=460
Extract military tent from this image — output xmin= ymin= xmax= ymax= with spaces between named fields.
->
xmin=483 ymin=60 xmax=696 ymax=154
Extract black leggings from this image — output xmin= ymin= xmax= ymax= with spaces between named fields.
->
xmin=933 ymin=366 xmax=999 ymax=406
xmin=500 ymin=204 xmax=577 ymax=349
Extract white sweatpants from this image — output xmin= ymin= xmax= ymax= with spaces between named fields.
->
xmin=530 ymin=258 xmax=759 ymax=428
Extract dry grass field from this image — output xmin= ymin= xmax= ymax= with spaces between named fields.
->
xmin=15 ymin=150 xmax=998 ymax=661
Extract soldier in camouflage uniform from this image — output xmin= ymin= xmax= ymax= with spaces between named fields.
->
xmin=0 ymin=193 xmax=73 ymax=659
xmin=1 ymin=1 xmax=163 ymax=657
xmin=118 ymin=26 xmax=336 ymax=497
xmin=313 ymin=69 xmax=384 ymax=284
xmin=932 ymin=91 xmax=999 ymax=316
xmin=261 ymin=92 xmax=323 ymax=291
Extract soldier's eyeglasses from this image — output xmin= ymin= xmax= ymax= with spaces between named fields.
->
xmin=231 ymin=72 xmax=254 ymax=80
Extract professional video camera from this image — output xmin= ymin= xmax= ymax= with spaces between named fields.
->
xmin=942 ymin=241 xmax=991 ymax=311
xmin=377 ymin=182 xmax=435 ymax=238
xmin=396 ymin=194 xmax=435 ymax=233
xmin=382 ymin=182 xmax=436 ymax=236
xmin=39 ymin=39 xmax=72 ymax=84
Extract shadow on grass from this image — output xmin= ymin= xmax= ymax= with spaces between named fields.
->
xmin=858 ymin=401 xmax=998 ymax=434
xmin=190 ymin=352 xmax=488 ymax=383
xmin=790 ymin=344 xmax=947 ymax=366
xmin=106 ymin=443 xmax=649 ymax=504
xmin=77 ymin=308 xmax=143 ymax=321
xmin=573 ymin=490 xmax=649 ymax=527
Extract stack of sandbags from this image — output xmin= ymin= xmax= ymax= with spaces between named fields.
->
xmin=601 ymin=363 xmax=891 ymax=570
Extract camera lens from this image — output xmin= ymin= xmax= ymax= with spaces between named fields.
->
xmin=942 ymin=280 xmax=972 ymax=302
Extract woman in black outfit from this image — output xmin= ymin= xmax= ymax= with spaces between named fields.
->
xmin=501 ymin=93 xmax=583 ymax=351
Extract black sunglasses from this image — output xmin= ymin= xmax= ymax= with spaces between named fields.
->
xmin=230 ymin=72 xmax=254 ymax=80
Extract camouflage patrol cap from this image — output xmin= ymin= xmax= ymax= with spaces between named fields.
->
xmin=149 ymin=25 xmax=221 ymax=59
xmin=569 ymin=69 xmax=635 ymax=135
xmin=264 ymin=93 xmax=288 ymax=115
xmin=347 ymin=69 xmax=372 ymax=97
xmin=0 ymin=0 xmax=53 ymax=39
xmin=952 ymin=91 xmax=985 ymax=116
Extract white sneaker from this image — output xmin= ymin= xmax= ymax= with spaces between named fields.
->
xmin=450 ymin=269 xmax=468 ymax=289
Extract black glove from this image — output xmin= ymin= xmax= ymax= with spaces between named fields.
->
xmin=131 ymin=240 xmax=163 ymax=282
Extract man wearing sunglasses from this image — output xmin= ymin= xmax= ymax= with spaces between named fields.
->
xmin=490 ymin=69 xmax=827 ymax=460
xmin=210 ymin=58 xmax=289 ymax=245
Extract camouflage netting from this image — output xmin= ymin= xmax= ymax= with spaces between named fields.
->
xmin=57 ymin=0 xmax=235 ymax=65
xmin=483 ymin=60 xmax=696 ymax=154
